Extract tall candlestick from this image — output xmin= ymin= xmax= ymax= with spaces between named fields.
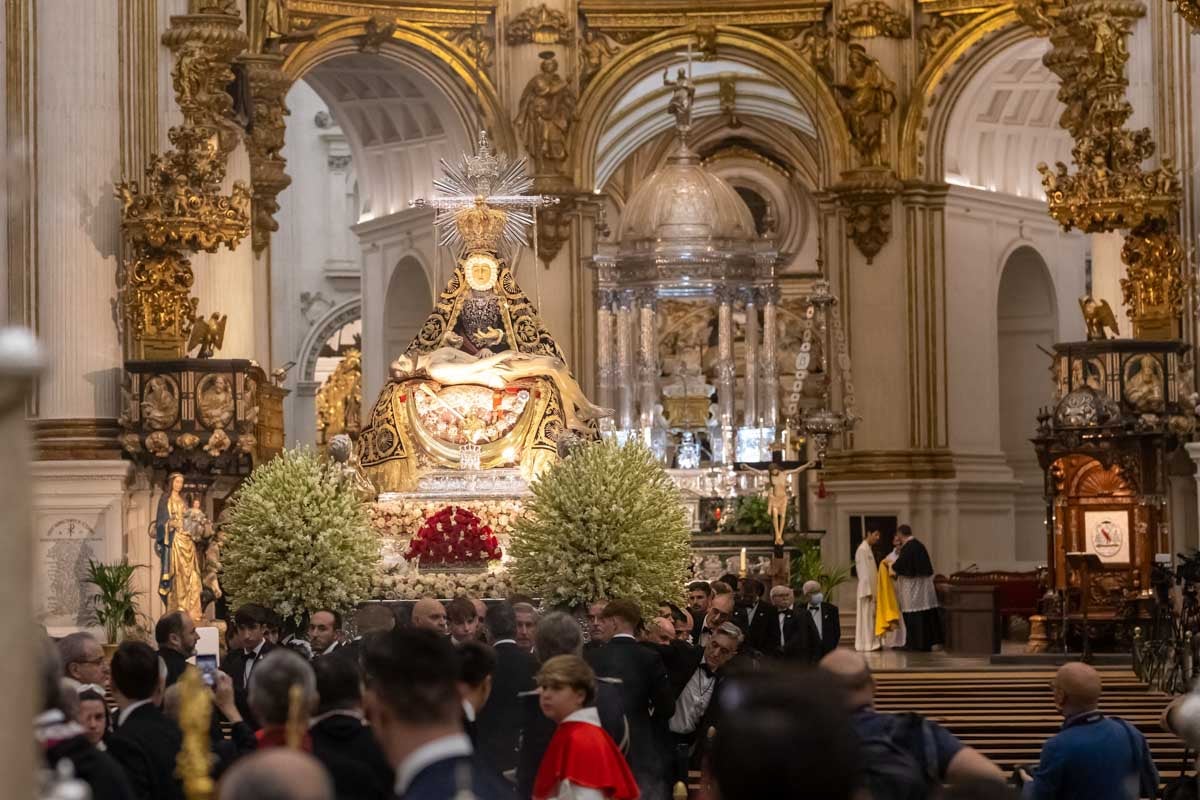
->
xmin=739 ymin=547 xmax=747 ymax=577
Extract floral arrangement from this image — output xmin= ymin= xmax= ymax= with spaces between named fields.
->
xmin=373 ymin=562 xmax=513 ymax=600
xmin=405 ymin=506 xmax=502 ymax=566
xmin=508 ymin=440 xmax=691 ymax=616
xmin=370 ymin=498 xmax=525 ymax=540
xmin=221 ymin=447 xmax=379 ymax=623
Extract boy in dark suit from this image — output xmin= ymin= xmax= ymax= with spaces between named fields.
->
xmin=220 ymin=604 xmax=276 ymax=729
xmin=362 ymin=627 xmax=512 ymax=799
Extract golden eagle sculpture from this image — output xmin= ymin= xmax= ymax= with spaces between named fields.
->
xmin=187 ymin=312 xmax=227 ymax=358
xmin=1079 ymin=295 xmax=1120 ymax=341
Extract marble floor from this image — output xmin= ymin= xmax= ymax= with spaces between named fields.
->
xmin=858 ymin=639 xmax=1129 ymax=671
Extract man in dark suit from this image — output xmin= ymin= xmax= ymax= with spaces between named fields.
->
xmin=686 ymin=581 xmax=712 ymax=644
xmin=475 ymin=602 xmax=536 ymax=775
xmin=455 ymin=640 xmax=496 ymax=746
xmin=733 ymin=578 xmax=773 ymax=653
xmin=307 ymin=609 xmax=347 ymax=658
xmin=220 ymin=604 xmax=276 ymax=729
xmin=154 ymin=611 xmax=197 ymax=688
xmin=587 ymin=599 xmax=674 ymax=800
xmin=37 ymin=637 xmax=133 ymax=800
xmin=766 ymin=585 xmax=821 ymax=664
xmin=310 ymin=653 xmax=393 ymax=800
xmin=107 ymin=641 xmax=183 ymax=800
xmin=362 ymin=627 xmax=512 ymax=799
xmin=801 ymin=580 xmax=841 ymax=656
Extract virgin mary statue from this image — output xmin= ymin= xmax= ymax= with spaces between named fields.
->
xmin=154 ymin=472 xmax=203 ymax=621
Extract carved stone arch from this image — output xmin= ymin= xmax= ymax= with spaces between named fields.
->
xmin=898 ymin=8 xmax=1027 ymax=182
xmin=569 ymin=25 xmax=851 ymax=190
xmin=299 ymin=297 xmax=363 ymax=384
xmin=280 ymin=17 xmax=516 ymax=156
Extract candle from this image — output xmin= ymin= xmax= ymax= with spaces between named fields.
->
xmin=739 ymin=547 xmax=747 ymax=576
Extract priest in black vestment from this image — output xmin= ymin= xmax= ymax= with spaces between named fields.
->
xmin=891 ymin=525 xmax=944 ymax=651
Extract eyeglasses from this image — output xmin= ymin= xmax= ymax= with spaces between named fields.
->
xmin=74 ymin=655 xmax=106 ymax=667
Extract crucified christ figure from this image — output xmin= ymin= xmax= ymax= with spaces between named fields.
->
xmin=741 ymin=460 xmax=819 ymax=545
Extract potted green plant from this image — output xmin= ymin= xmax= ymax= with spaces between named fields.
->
xmin=790 ymin=541 xmax=851 ymax=598
xmin=84 ymin=559 xmax=143 ymax=651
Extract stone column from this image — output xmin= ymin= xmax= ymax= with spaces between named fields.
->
xmin=637 ymin=289 xmax=659 ymax=428
xmin=716 ymin=287 xmax=736 ymax=429
xmin=293 ymin=380 xmax=322 ymax=448
xmin=616 ymin=291 xmax=636 ymax=430
xmin=761 ymin=287 xmax=780 ymax=431
xmin=1090 ymin=232 xmax=1126 ymax=319
xmin=596 ymin=289 xmax=616 ymax=415
xmin=25 ymin=0 xmax=133 ymax=635
xmin=0 ymin=329 xmax=40 ymax=800
xmin=743 ymin=288 xmax=759 ymax=428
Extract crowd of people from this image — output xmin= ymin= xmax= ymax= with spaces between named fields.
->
xmin=37 ymin=576 xmax=1164 ymax=800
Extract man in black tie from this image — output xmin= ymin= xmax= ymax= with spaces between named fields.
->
xmin=107 ymin=641 xmax=183 ymax=800
xmin=768 ymin=585 xmax=821 ymax=663
xmin=154 ymin=612 xmax=197 ymax=688
xmin=455 ymin=640 xmax=496 ymax=746
xmin=475 ymin=602 xmax=536 ymax=775
xmin=695 ymin=592 xmax=735 ymax=649
xmin=686 ymin=581 xmax=712 ymax=644
xmin=733 ymin=578 xmax=772 ymax=653
xmin=588 ymin=599 xmax=674 ymax=800
xmin=220 ymin=604 xmax=276 ymax=729
xmin=362 ymin=628 xmax=512 ymax=799
xmin=801 ymin=580 xmax=841 ymax=656
xmin=667 ymin=622 xmax=743 ymax=783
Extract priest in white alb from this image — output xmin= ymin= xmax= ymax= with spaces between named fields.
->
xmin=855 ymin=529 xmax=881 ymax=651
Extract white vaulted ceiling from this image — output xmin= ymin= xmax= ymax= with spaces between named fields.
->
xmin=943 ymin=37 xmax=1073 ymax=199
xmin=304 ymin=54 xmax=469 ymax=220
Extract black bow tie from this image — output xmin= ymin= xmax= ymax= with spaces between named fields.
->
xmin=809 ymin=605 xmax=821 ymax=612
xmin=699 ymin=663 xmax=716 ymax=678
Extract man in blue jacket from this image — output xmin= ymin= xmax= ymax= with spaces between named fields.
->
xmin=1021 ymin=662 xmax=1157 ymax=800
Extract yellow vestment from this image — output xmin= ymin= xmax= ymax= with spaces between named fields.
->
xmin=875 ymin=560 xmax=902 ymax=637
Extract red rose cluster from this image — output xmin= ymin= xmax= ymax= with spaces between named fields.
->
xmin=404 ymin=505 xmax=502 ymax=564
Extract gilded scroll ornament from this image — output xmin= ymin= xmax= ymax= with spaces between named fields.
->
xmin=536 ymin=199 xmax=575 ymax=266
xmin=837 ymin=0 xmax=912 ymax=39
xmin=835 ymin=44 xmax=897 ymax=168
xmin=316 ymin=350 xmax=363 ymax=447
xmin=248 ymin=0 xmax=289 ymax=54
xmin=831 ymin=167 xmax=902 ymax=263
xmin=161 ymin=12 xmax=247 ymax=158
xmin=1030 ymin=0 xmax=1188 ymax=338
xmin=515 ymin=52 xmax=576 ymax=178
xmin=1164 ymin=0 xmax=1200 ymax=29
xmin=437 ymin=26 xmax=495 ymax=72
xmin=506 ymin=3 xmax=573 ymax=45
xmin=240 ymin=53 xmax=293 ymax=254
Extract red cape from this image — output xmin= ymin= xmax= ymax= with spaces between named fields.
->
xmin=533 ymin=719 xmax=640 ymax=800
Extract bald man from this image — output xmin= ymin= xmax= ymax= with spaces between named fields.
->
xmin=820 ymin=649 xmax=1004 ymax=791
xmin=219 ymin=749 xmax=333 ymax=800
xmin=411 ymin=599 xmax=449 ymax=636
xmin=1019 ymin=662 xmax=1157 ymax=800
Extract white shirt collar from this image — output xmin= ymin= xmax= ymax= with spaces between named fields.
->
xmin=611 ymin=633 xmax=636 ymax=640
xmin=309 ymin=708 xmax=364 ymax=726
xmin=320 ymin=642 xmax=339 ymax=656
xmin=562 ymin=707 xmax=601 ymax=728
xmin=118 ymin=698 xmax=155 ymax=727
xmin=462 ymin=699 xmax=476 ymax=723
xmin=493 ymin=638 xmax=516 ymax=646
xmin=246 ymin=639 xmax=266 ymax=657
xmin=394 ymin=733 xmax=473 ymax=795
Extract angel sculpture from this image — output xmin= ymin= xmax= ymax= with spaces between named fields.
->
xmin=188 ymin=312 xmax=227 ymax=358
xmin=1079 ymin=295 xmax=1120 ymax=341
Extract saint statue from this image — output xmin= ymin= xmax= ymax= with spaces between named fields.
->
xmin=515 ymin=52 xmax=575 ymax=176
xmin=198 ymin=375 xmax=235 ymax=429
xmin=835 ymin=44 xmax=897 ymax=167
xmin=663 ymin=66 xmax=696 ymax=136
xmin=183 ymin=497 xmax=222 ymax=618
xmin=741 ymin=460 xmax=818 ymax=545
xmin=154 ymin=473 xmax=203 ymax=622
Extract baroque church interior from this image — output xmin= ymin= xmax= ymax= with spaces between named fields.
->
xmin=6 ymin=0 xmax=1200 ymax=796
